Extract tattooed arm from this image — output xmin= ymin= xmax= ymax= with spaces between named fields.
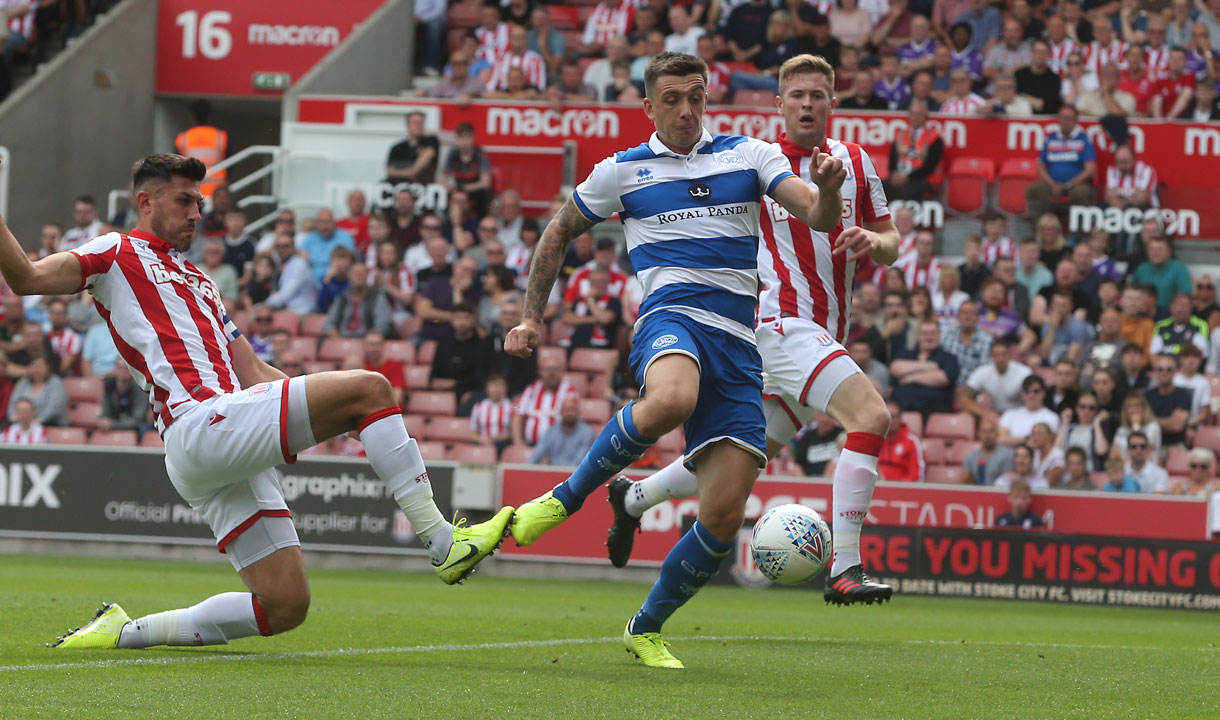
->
xmin=504 ymin=197 xmax=596 ymax=357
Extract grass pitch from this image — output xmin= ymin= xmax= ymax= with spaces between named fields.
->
xmin=1 ymin=554 xmax=1217 ymax=719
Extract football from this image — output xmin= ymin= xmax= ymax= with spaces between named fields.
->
xmin=749 ymin=504 xmax=833 ymax=586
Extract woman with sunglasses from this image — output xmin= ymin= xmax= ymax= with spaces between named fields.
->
xmin=1056 ymin=390 xmax=1111 ymax=471
xmin=1112 ymin=392 xmax=1162 ymax=460
xmin=1175 ymin=448 xmax=1219 ymax=497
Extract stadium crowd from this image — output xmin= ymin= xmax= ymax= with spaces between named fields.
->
xmin=4 ymin=0 xmax=1220 ymax=501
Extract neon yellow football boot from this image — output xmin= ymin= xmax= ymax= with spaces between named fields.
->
xmin=49 ymin=603 xmax=131 ymax=649
xmin=434 ymin=506 xmax=515 ymax=585
xmin=508 ymin=491 xmax=569 ymax=546
xmin=623 ymin=622 xmax=684 ymax=669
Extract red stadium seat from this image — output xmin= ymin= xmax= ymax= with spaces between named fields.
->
xmin=302 ymin=360 xmax=338 ymax=374
xmin=548 ymin=5 xmax=581 ymax=29
xmin=925 ymin=465 xmax=961 ymax=484
xmin=996 ymin=158 xmax=1037 ymax=217
xmin=1195 ymin=426 xmax=1220 ymax=454
xmin=271 ymin=310 xmax=300 ymax=335
xmin=947 ymin=441 xmax=980 ymax=466
xmin=500 ymin=445 xmax=533 ymax=464
xmin=562 ymin=372 xmax=590 ymax=398
xmin=402 ymin=414 xmax=429 ymax=434
xmin=569 ymin=348 xmax=617 ymax=374
xmin=401 ymin=316 xmax=423 ymax=340
xmin=288 ymin=337 xmax=318 ymax=361
xmin=141 ymin=433 xmax=164 ymax=448
xmin=383 ymin=340 xmax=414 ymax=366
xmin=1089 ymin=472 xmax=1109 ymax=489
xmin=901 ymin=412 xmax=923 ymax=438
xmin=416 ymin=340 xmax=438 ymax=367
xmin=319 ymin=337 xmax=364 ymax=363
xmin=925 ymin=413 xmax=976 ymax=441
xmin=299 ymin=313 xmax=328 ymax=338
xmin=229 ymin=310 xmax=250 ymax=332
xmin=1166 ymin=446 xmax=1190 ymax=475
xmin=448 ymin=443 xmax=497 ymax=465
xmin=89 ymin=429 xmax=138 ymax=447
xmin=417 ymin=441 xmax=447 ymax=461
xmin=1035 ymin=366 xmax=1056 ymax=387
xmin=423 ymin=416 xmax=473 ymax=444
xmin=723 ymin=61 xmax=756 ymax=75
xmin=537 ymin=346 xmax=567 ymax=369
xmin=580 ymin=398 xmax=612 ymax=424
xmin=405 ymin=365 xmax=431 ymax=391
xmin=447 ymin=1 xmax=483 ymax=28
xmin=68 ymin=402 xmax=101 ymax=429
xmin=587 ymin=372 xmax=611 ymax=399
xmin=46 ymin=427 xmax=87 ymax=445
xmin=407 ymin=391 xmax=458 ymax=417
xmin=922 ymin=438 xmax=946 ymax=465
xmin=944 ymin=156 xmax=996 ymax=217
xmin=733 ymin=89 xmax=774 ymax=107
xmin=64 ymin=376 xmax=103 ymax=406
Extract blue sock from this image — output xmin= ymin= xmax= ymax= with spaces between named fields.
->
xmin=551 ymin=401 xmax=654 ymax=514
xmin=629 ymin=519 xmax=731 ymax=634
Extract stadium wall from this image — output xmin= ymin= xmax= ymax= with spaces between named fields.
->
xmin=0 ymin=0 xmax=157 ymax=241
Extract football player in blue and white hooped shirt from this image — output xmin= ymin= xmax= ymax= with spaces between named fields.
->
xmin=503 ymin=51 xmax=847 ymax=668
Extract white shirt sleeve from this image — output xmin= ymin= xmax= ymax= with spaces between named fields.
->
xmin=739 ymin=138 xmax=797 ymax=197
xmin=572 ymin=156 xmax=622 ymax=223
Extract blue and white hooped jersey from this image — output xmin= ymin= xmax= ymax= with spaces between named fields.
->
xmin=571 ymin=130 xmax=795 ymax=345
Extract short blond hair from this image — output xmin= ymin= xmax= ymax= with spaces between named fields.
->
xmin=778 ymin=54 xmax=835 ymax=95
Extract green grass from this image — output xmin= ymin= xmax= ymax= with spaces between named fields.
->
xmin=1 ymin=554 xmax=1217 ymax=719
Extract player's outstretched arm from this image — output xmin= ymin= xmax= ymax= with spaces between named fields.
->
xmin=770 ymin=151 xmax=846 ymax=232
xmin=504 ymin=197 xmax=596 ymax=358
xmin=0 ymin=212 xmax=83 ymax=296
xmin=833 ymin=217 xmax=902 ymax=265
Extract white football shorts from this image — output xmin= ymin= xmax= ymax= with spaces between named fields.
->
xmin=163 ymin=377 xmax=316 ymax=570
xmin=755 ymin=318 xmax=862 ymax=444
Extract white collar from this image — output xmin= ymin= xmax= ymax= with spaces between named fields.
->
xmin=647 ymin=128 xmax=714 ymax=158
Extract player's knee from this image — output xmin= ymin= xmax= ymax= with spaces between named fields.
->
xmin=636 ymin=385 xmax=697 ymax=434
xmin=857 ymin=398 xmax=891 ymax=437
xmin=354 ymin=369 xmax=396 ymax=411
xmin=264 ymin=589 xmax=311 ymax=633
xmin=699 ymin=506 xmax=745 ymax=542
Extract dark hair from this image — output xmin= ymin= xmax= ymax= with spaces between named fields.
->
xmin=809 ymin=11 xmax=829 ymax=26
xmin=488 ymin=265 xmax=517 ymax=292
xmin=521 ymin=217 xmax=540 ymax=234
xmin=486 ymin=372 xmax=507 ymax=385
xmin=595 ymin=237 xmax=616 ymax=251
xmin=452 ymin=302 xmax=476 ymax=315
xmin=1129 ymin=430 xmax=1148 ymax=444
xmin=131 ymin=153 xmax=207 ymax=193
xmin=189 ymin=99 xmax=212 ymax=123
xmin=1179 ymin=343 xmax=1203 ymax=360
xmin=1022 ymin=375 xmax=1046 ymax=392
xmin=950 ymin=21 xmax=972 ymax=39
xmin=644 ymin=52 xmax=707 ymax=98
xmin=455 ymin=121 xmax=475 ymax=136
xmin=1065 ymin=446 xmax=1087 ymax=463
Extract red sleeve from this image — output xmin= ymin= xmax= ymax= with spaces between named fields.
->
xmin=70 ymin=234 xmax=122 ymax=292
xmin=563 ymin=270 xmax=584 ymax=304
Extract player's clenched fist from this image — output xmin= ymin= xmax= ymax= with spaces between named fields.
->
xmin=504 ymin=322 xmax=541 ymax=358
xmin=809 ymin=150 xmax=846 ymax=192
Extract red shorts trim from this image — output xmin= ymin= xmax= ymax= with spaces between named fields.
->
xmin=763 ymin=393 xmax=803 ymax=432
xmin=279 ymin=377 xmax=296 ymax=465
xmin=844 ymin=431 xmax=885 ymax=457
xmin=216 ymin=509 xmax=293 ymax=554
xmin=357 ymin=405 xmax=403 ymax=434
xmin=251 ymin=595 xmax=273 ymax=637
xmin=798 ymin=349 xmax=851 ymax=406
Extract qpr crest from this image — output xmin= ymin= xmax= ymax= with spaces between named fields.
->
xmin=715 ymin=152 xmax=745 ymax=167
xmin=652 ymin=334 xmax=680 ymax=350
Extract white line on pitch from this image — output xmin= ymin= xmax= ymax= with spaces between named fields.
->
xmin=2 ymin=634 xmax=1215 ymax=673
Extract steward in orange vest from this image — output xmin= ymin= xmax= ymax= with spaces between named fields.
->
xmin=886 ymin=102 xmax=944 ymax=201
xmin=175 ymin=100 xmax=229 ymax=198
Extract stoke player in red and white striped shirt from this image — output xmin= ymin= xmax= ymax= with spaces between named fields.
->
xmin=1104 ymin=146 xmax=1159 ymax=208
xmin=486 ymin=25 xmax=548 ymax=92
xmin=581 ymin=0 xmax=634 ymax=54
xmin=470 ymin=374 xmax=514 ymax=445
xmin=612 ymin=55 xmax=900 ymax=603
xmin=1 ymin=398 xmax=47 ymax=444
xmin=2 ymin=154 xmax=511 ymax=653
xmin=512 ymin=356 xmax=576 ymax=447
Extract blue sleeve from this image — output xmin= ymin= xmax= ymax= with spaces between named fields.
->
xmin=1038 ymin=142 xmax=1050 ymax=165
xmin=739 ymin=138 xmax=796 ymax=197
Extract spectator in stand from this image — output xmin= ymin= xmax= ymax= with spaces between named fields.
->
xmin=1084 ymin=17 xmax=1127 ymax=78
xmin=1123 ymin=430 xmax=1169 ymax=492
xmin=487 ymin=24 xmax=547 ymax=93
xmin=730 ymin=10 xmax=811 ymax=94
xmin=1091 ymin=365 xmax=1125 ymax=421
xmin=1046 ymin=359 xmax=1082 ymax=414
xmin=528 ymin=5 xmax=566 ymax=77
xmin=958 ymin=237 xmax=989 ymax=297
xmin=1102 ymin=455 xmax=1139 ymax=492
xmin=357 ymin=333 xmax=406 ymax=408
xmin=7 ymin=321 xmax=59 ymax=377
xmin=44 ymin=298 xmax=80 ymax=376
xmin=1153 ymin=48 xmax=1197 ymax=119
xmin=476 ymin=300 xmax=537 ymax=397
xmin=1059 ymin=447 xmax=1096 ymax=490
xmin=606 ymin=59 xmax=644 ymax=103
xmin=476 ymin=264 xmax=518 ymax=334
xmin=415 ymin=235 xmax=453 ymax=286
xmin=79 ymin=317 xmax=118 ymax=377
xmin=315 ymin=246 xmax=353 ymax=314
xmin=1080 ymin=306 xmax=1129 ymax=382
xmin=723 ymin=0 xmax=774 ymax=66
xmin=1060 ymin=51 xmax=1097 ymax=111
xmin=388 ymin=188 xmax=422 ymax=251
xmin=931 ymin=266 xmax=969 ymax=321
xmin=878 ymin=398 xmax=925 ymax=482
xmin=563 ymin=268 xmax=623 ymax=351
xmin=994 ymin=478 xmax=1045 ymax=525
xmin=1112 ymin=0 xmax=1149 ymax=45
xmin=871 ymin=0 xmax=915 ymax=51
xmin=961 ymin=339 xmax=1031 ymax=416
xmin=850 ymin=338 xmax=891 ymax=397
xmin=1150 ymin=292 xmax=1209 ymax=357
xmin=1143 ymin=17 xmax=1171 ymax=75
xmin=335 ymin=190 xmax=370 ymax=257
xmin=941 ymin=298 xmax=992 ymax=377
xmin=1077 ymin=62 xmax=1135 ymax=117
xmin=931 ymin=0 xmax=971 ymax=45
xmin=470 ymin=373 xmax=515 ymax=454
xmin=940 ymin=68 xmax=988 ymax=114
xmin=894 ymin=229 xmax=941 ymax=290
xmin=385 ymin=112 xmax=440 ymax=185
xmin=1 ymin=397 xmax=47 ymax=445
xmin=984 ymin=72 xmax=1033 ymax=116
xmin=1013 ymin=239 xmax=1050 ymax=303
xmin=265 ymin=232 xmax=316 ymax=316
xmin=664 ymin=5 xmax=704 ymax=55
xmin=60 ymin=195 xmax=102 ymax=252
xmin=528 ymin=396 xmax=596 ymax=466
xmin=688 ymin=34 xmax=730 ymax=104
xmin=904 ymin=70 xmax=941 ymax=111
xmin=511 ymin=353 xmax=574 ymax=448
xmin=198 ymin=238 xmax=238 ymax=306
xmin=474 ymin=4 xmax=509 ymax=59
xmin=872 ymin=51 xmax=912 ymax=110
xmin=1166 ymin=0 xmax=1195 ymax=48
xmin=255 ymin=209 xmax=298 ymax=254
xmin=983 ymin=18 xmax=1031 ymax=85
xmin=1117 ymin=286 xmax=1153 ymax=364
xmin=962 ymin=417 xmax=1015 ymax=484
xmin=1190 ymin=76 xmax=1220 ymax=121
xmin=995 ymin=445 xmax=1049 ymax=490
xmin=416 ymin=256 xmax=481 ymax=343
xmin=897 ymin=15 xmax=938 ymax=77
xmin=945 ymin=22 xmax=984 ymax=82
xmin=1072 ymin=243 xmax=1102 ymax=306
xmin=243 ymin=305 xmax=275 ymax=362
xmin=1057 ymin=391 xmax=1110 ymax=470
xmin=549 ymin=59 xmax=598 ymax=105
xmin=1145 ymin=353 xmax=1193 ymax=448
xmin=6 ymin=357 xmax=65 ymax=426
xmin=1015 ymin=39 xmax=1062 ymax=114
xmin=1174 ymin=343 xmax=1211 ymax=430
xmin=832 ymin=0 xmax=873 ymax=48
xmin=977 ymin=213 xmax=1013 ymax=266
xmin=300 ymin=209 xmax=355 ymax=286
xmin=999 ymin=375 xmax=1060 ymax=445
xmin=422 ymin=52 xmax=487 ymax=100
xmin=220 ymin=209 xmax=255 ymax=279
xmin=443 ymin=123 xmax=493 ymax=221
xmin=629 ymin=30 xmax=667 ymax=84
xmin=978 ymin=275 xmax=1034 ymax=349
xmin=37 ymin=223 xmax=61 ymax=259
xmin=954 ymin=0 xmax=1001 ymax=54
xmin=582 ymin=0 xmax=635 ymax=57
xmin=1031 ymin=259 xmax=1092 ymax=328
xmin=1025 ymin=106 xmax=1096 ymax=220
xmin=1132 ymin=237 xmax=1192 ymax=314
xmin=1176 ymin=448 xmax=1219 ymax=497
xmin=1028 ymin=422 xmax=1066 ymax=487
xmin=1089 ymin=233 xmax=1121 ymax=287
xmin=414 ymin=0 xmax=448 ymax=78
xmin=1117 ymin=342 xmax=1151 ymax=397
xmin=877 ymin=289 xmax=915 ymax=363
xmin=1194 ymin=275 xmax=1220 ymax=328
xmin=1118 ymin=46 xmax=1160 ymax=116
xmin=1104 ymin=145 xmax=1159 ymax=217
xmin=495 ymin=189 xmax=524 ymax=251
xmin=796 ymin=11 xmax=839 ymax=70
xmin=838 ymin=68 xmax=888 ymax=110
xmin=1038 ymin=292 xmax=1093 ymax=365
xmin=1188 ymin=19 xmax=1219 ymax=74
xmin=323 ymin=263 xmax=391 ymax=340
xmin=891 ymin=320 xmax=959 ymax=414
xmin=369 ymin=239 xmax=416 ymax=328
xmin=584 ymin=36 xmax=632 ymax=101
xmin=96 ymin=359 xmax=148 ymax=434
xmin=429 ymin=303 xmax=482 ymax=411
xmin=929 ymin=46 xmax=956 ymax=101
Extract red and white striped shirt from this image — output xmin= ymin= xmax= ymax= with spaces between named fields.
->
xmin=475 ymin=21 xmax=510 ymax=60
xmin=368 ymin=263 xmax=416 ymax=311
xmin=706 ymin=61 xmax=732 ymax=99
xmin=757 ymin=135 xmax=890 ymax=343
xmin=1144 ymin=44 xmax=1170 ymax=79
xmin=982 ymin=236 xmax=1018 ymax=266
xmin=582 ymin=0 xmax=635 ymax=50
xmin=1048 ymin=38 xmax=1078 ymax=76
xmin=1084 ymin=38 xmax=1128 ymax=75
xmin=470 ymin=397 xmax=514 ymax=440
xmin=1105 ymin=161 xmax=1159 ymax=207
xmin=1 ymin=422 xmax=47 ymax=445
xmin=564 ymin=262 xmax=629 ymax=304
xmin=47 ymin=327 xmax=82 ymax=372
xmin=894 ymin=254 xmax=943 ymax=291
xmin=515 ymin=379 xmax=576 ymax=446
xmin=486 ymin=50 xmax=548 ymax=92
xmin=3 ymin=0 xmax=35 ymax=41
xmin=71 ymin=230 xmax=242 ymax=434
xmin=506 ymin=244 xmax=533 ymax=289
xmin=939 ymin=93 xmax=987 ymax=115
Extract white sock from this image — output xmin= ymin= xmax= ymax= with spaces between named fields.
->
xmin=117 ymin=592 xmax=262 ymax=648
xmin=359 ymin=410 xmax=452 ymax=563
xmin=625 ymin=458 xmax=699 ymax=517
xmin=830 ymin=433 xmax=882 ymax=576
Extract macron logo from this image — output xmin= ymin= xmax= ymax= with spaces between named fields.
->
xmin=150 ymin=264 xmax=221 ymax=302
